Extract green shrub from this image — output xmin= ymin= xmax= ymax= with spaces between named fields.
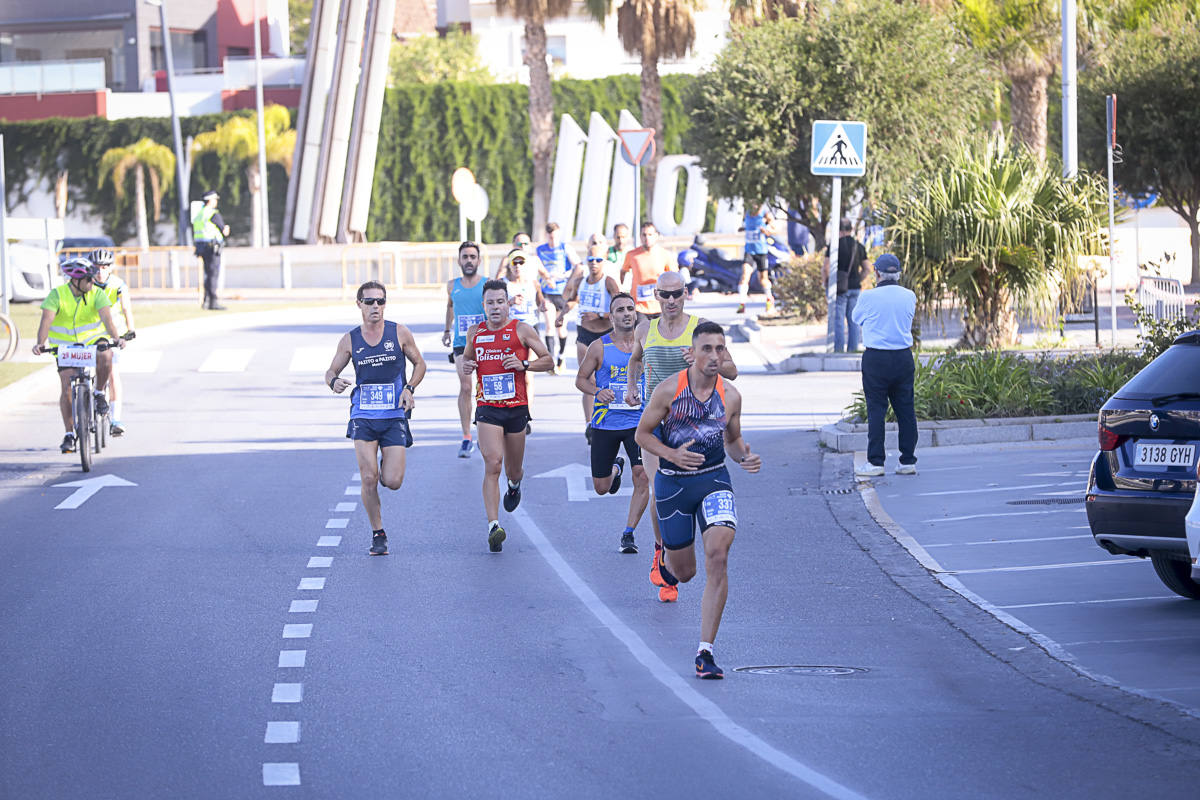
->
xmin=769 ymin=253 xmax=827 ymax=322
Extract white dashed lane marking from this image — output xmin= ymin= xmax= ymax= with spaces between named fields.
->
xmin=325 ymin=519 xmax=349 ymax=529
xmin=307 ymin=557 xmax=333 ymax=568
xmin=262 ymin=763 xmax=301 ymax=786
xmin=334 ymin=502 xmax=355 ymax=512
xmin=197 ymin=348 xmax=255 ymax=373
xmin=289 ymin=600 xmax=319 ymax=613
xmin=317 ymin=536 xmax=342 ymax=547
xmin=282 ymin=624 xmax=313 ymax=639
xmin=297 ymin=578 xmax=325 ymax=590
xmin=344 ymin=487 xmax=359 ymax=496
xmin=271 ymin=683 xmax=303 ymax=703
xmin=278 ymin=650 xmax=306 ymax=668
xmin=265 ymin=722 xmax=300 ymax=744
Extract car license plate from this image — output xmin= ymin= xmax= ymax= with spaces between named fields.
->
xmin=1134 ymin=443 xmax=1195 ymax=468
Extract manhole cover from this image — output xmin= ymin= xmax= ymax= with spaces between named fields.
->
xmin=1005 ymin=498 xmax=1085 ymax=505
xmin=733 ymin=665 xmax=869 ymax=676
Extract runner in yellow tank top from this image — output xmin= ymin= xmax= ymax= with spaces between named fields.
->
xmin=625 ymin=271 xmax=738 ymax=603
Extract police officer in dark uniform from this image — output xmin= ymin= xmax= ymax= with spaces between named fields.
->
xmin=192 ymin=189 xmax=230 ymax=310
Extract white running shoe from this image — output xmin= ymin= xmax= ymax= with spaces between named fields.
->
xmin=854 ymin=463 xmax=885 ymax=478
xmin=895 ymin=464 xmax=917 ymax=475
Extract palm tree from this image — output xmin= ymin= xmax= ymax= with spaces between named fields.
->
xmin=727 ymin=0 xmax=806 ymax=26
xmin=884 ymin=133 xmax=1109 ymax=348
xmin=957 ymin=0 xmax=1060 ymax=162
xmin=191 ymin=105 xmax=296 ymax=246
xmin=585 ymin=0 xmax=702 ymax=187
xmin=97 ymin=138 xmax=176 ymax=250
xmin=496 ymin=0 xmax=572 ymax=233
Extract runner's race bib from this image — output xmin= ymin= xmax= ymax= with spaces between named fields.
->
xmin=580 ymin=288 xmax=604 ymax=313
xmin=481 ymin=372 xmax=516 ymax=401
xmin=637 ymin=283 xmax=655 ymax=301
xmin=608 ymin=378 xmax=644 ymax=410
xmin=359 ymin=383 xmax=397 ymax=411
xmin=702 ymin=490 xmax=737 ymax=527
xmin=457 ymin=313 xmax=485 ymax=336
xmin=57 ymin=345 xmax=98 ymax=369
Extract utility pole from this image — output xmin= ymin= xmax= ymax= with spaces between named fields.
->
xmin=1062 ymin=0 xmax=1078 ymax=178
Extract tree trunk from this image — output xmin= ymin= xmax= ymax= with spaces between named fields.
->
xmin=523 ymin=13 xmax=553 ymax=235
xmin=248 ymin=163 xmax=262 ymax=248
xmin=134 ymin=165 xmax=150 ymax=250
xmin=960 ymin=276 xmax=1020 ymax=348
xmin=1187 ymin=209 xmax=1200 ymax=287
xmin=1009 ymin=66 xmax=1049 ymax=162
xmin=54 ymin=170 xmax=68 ymax=219
xmin=639 ymin=16 xmax=662 ymax=195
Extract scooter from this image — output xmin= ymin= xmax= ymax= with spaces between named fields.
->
xmin=678 ymin=234 xmax=792 ymax=294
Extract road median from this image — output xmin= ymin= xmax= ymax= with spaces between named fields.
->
xmin=820 ymin=413 xmax=1097 ymax=452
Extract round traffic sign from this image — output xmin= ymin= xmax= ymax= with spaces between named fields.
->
xmin=463 ymin=184 xmax=489 ymax=222
xmin=451 ymin=168 xmax=476 ymax=204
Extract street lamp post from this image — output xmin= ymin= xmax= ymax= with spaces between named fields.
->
xmin=146 ymin=0 xmax=191 ymax=246
xmin=252 ymin=0 xmax=270 ymax=247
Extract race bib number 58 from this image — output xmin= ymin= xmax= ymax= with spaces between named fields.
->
xmin=482 ymin=372 xmax=516 ymax=401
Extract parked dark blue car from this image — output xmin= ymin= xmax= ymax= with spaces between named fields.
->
xmin=1088 ymin=330 xmax=1200 ymax=598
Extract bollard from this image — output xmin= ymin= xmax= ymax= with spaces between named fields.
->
xmin=280 ymin=251 xmax=293 ymax=290
xmin=168 ymin=250 xmax=181 ymax=289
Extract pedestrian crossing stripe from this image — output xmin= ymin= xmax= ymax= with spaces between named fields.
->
xmin=810 ymin=120 xmax=867 ymax=177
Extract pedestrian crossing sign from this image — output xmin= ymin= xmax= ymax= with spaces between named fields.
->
xmin=811 ymin=120 xmax=867 ymax=177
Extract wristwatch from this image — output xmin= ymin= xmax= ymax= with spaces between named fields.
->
xmin=404 ymin=383 xmax=415 ymax=394
xmin=521 ymin=360 xmax=530 ymax=371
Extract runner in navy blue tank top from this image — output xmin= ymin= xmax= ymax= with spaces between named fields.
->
xmin=326 ymin=281 xmax=427 ymax=556
xmin=636 ymin=321 xmax=761 ymax=679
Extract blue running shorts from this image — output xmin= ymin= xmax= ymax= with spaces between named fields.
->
xmin=347 ymin=416 xmax=413 ymax=448
xmin=653 ymin=466 xmax=736 ymax=550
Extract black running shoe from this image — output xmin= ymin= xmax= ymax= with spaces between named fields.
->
xmin=110 ymin=422 xmax=125 ymax=437
xmin=93 ymin=392 xmax=110 ymax=417
xmin=696 ymin=650 xmax=724 ymax=679
xmin=488 ymin=522 xmax=506 ymax=552
xmin=619 ymin=532 xmax=638 ymax=554
xmin=60 ymin=433 xmax=77 ymax=453
xmin=503 ymin=480 xmax=522 ymax=512
xmin=556 ymin=356 xmax=564 ymax=370
xmin=369 ymin=532 xmax=388 ymax=556
xmin=609 ymin=456 xmax=625 ymax=495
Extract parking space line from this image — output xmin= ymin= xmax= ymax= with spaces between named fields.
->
xmin=1064 ymin=635 xmax=1191 ymax=647
xmin=924 ymin=534 xmax=1092 ymax=548
xmin=926 ymin=508 xmax=1086 ymax=523
xmin=947 ymin=559 xmax=1143 ymax=575
xmin=916 ymin=482 xmax=1059 ymax=497
xmin=998 ymin=595 xmax=1176 ymax=610
xmin=512 ymin=507 xmax=869 ymax=800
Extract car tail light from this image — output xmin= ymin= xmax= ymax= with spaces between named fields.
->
xmin=1098 ymin=421 xmax=1125 ymax=451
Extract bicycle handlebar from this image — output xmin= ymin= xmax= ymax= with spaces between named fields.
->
xmin=42 ymin=330 xmax=136 ymax=355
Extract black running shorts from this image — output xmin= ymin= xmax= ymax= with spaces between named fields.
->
xmin=475 ymin=404 xmax=531 ymax=434
xmin=589 ymin=426 xmax=642 ymax=478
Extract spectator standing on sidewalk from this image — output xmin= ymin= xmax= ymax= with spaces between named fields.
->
xmin=822 ymin=219 xmax=867 ymax=352
xmin=851 ymin=253 xmax=918 ymax=478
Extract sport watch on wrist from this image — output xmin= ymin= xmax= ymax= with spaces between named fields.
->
xmin=404 ymin=384 xmax=415 ymax=394
xmin=521 ymin=360 xmax=530 ymax=371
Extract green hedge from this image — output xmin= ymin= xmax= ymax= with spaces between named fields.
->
xmin=1 ymin=75 xmax=691 ymax=246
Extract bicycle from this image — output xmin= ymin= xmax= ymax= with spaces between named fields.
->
xmin=45 ymin=331 xmax=135 ymax=472
xmin=0 ymin=309 xmax=17 ymax=362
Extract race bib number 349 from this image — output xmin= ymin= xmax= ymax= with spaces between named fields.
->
xmin=359 ymin=383 xmax=397 ymax=411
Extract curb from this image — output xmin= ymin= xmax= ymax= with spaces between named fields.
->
xmin=819 ymin=413 xmax=1096 ymax=452
xmin=848 ymin=449 xmax=1200 ymax=725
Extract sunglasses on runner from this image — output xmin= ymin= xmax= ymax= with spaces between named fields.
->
xmin=656 ymin=289 xmax=685 ymax=299
xmin=586 ymin=257 xmax=606 ymax=263
xmin=511 ymin=258 xmax=526 ymax=266
xmin=360 ymin=297 xmax=386 ymax=306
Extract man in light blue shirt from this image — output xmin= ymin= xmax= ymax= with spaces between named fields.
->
xmin=851 ymin=253 xmax=918 ymax=477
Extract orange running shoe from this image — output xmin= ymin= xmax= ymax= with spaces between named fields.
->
xmin=650 ymin=544 xmax=666 ymax=587
xmin=658 ymin=585 xmax=679 ymax=603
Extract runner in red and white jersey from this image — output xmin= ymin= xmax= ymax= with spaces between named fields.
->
xmin=463 ymin=279 xmax=554 ymax=552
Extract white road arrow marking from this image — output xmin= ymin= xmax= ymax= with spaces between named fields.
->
xmin=51 ymin=474 xmax=138 ymax=509
xmin=533 ymin=462 xmax=631 ymax=502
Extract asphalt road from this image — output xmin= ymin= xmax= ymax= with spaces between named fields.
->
xmin=3 ymin=297 xmax=1200 ymax=799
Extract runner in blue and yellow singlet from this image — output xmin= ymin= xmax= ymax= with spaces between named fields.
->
xmin=625 ymin=271 xmax=738 ymax=602
xmin=575 ymin=292 xmax=649 ymax=554
xmin=636 ymin=320 xmax=761 ymax=680
xmin=443 ymin=241 xmax=486 ymax=458
xmin=326 ymin=281 xmax=427 ymax=557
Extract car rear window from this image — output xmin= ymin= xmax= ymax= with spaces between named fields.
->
xmin=1117 ymin=344 xmax=1200 ymax=398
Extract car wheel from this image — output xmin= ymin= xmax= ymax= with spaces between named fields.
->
xmin=1149 ymin=551 xmax=1200 ymax=599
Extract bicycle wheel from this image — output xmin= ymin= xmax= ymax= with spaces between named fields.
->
xmin=73 ymin=383 xmax=92 ymax=472
xmin=0 ymin=313 xmax=16 ymax=362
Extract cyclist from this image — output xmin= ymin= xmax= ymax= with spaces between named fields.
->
xmin=32 ymin=258 xmax=127 ymax=453
xmin=90 ymin=248 xmax=135 ymax=436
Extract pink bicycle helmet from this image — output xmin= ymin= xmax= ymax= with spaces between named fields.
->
xmin=61 ymin=257 xmax=99 ymax=280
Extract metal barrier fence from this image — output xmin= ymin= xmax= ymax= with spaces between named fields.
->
xmin=340 ymin=246 xmax=399 ymax=298
xmin=60 ymin=246 xmax=202 ymax=290
xmin=1059 ymin=271 xmax=1099 ymax=346
xmin=1136 ymin=275 xmax=1186 ymax=334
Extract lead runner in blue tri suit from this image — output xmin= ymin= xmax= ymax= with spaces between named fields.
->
xmin=575 ymin=292 xmax=650 ymax=554
xmin=535 ymin=221 xmax=581 ymax=372
xmin=326 ymin=280 xmax=427 ymax=556
xmin=636 ymin=320 xmax=762 ymax=679
xmin=442 ymin=241 xmax=486 ymax=458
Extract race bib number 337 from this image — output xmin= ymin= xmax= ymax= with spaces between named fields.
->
xmin=702 ymin=490 xmax=737 ymax=527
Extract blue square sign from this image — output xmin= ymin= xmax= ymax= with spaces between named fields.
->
xmin=811 ymin=120 xmax=867 ymax=177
